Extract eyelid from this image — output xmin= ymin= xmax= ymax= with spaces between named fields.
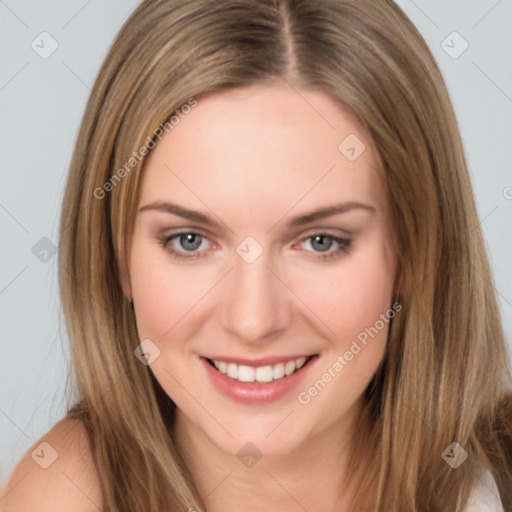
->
xmin=281 ymin=223 xmax=354 ymax=244
xmin=295 ymin=227 xmax=353 ymax=240
xmin=158 ymin=226 xmax=214 ymax=242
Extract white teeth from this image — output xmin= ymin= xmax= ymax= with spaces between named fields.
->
xmin=273 ymin=362 xmax=285 ymax=379
xmin=227 ymin=363 xmax=238 ymax=379
xmin=295 ymin=357 xmax=307 ymax=369
xmin=255 ymin=365 xmax=273 ymax=383
xmin=238 ymin=365 xmax=255 ymax=382
xmin=284 ymin=360 xmax=296 ymax=376
xmin=209 ymin=356 xmax=312 ymax=383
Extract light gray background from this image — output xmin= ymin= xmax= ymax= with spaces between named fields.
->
xmin=1 ymin=0 xmax=511 ymax=483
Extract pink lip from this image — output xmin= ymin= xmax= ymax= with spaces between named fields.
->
xmin=200 ymin=355 xmax=319 ymax=404
xmin=201 ymin=354 xmax=315 ymax=367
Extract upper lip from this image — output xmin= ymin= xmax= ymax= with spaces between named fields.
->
xmin=202 ymin=354 xmax=317 ymax=367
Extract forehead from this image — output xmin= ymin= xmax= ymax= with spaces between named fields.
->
xmin=139 ymin=84 xmax=386 ymax=223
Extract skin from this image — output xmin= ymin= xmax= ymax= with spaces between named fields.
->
xmin=0 ymin=420 xmax=102 ymax=512
xmin=122 ymin=83 xmax=398 ymax=512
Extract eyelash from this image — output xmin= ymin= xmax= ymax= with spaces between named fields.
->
xmin=157 ymin=230 xmax=352 ymax=262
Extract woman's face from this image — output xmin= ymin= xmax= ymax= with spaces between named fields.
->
xmin=125 ymin=84 xmax=397 ymax=458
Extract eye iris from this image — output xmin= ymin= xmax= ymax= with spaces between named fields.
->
xmin=180 ymin=233 xmax=202 ymax=251
xmin=311 ymin=235 xmax=333 ymax=252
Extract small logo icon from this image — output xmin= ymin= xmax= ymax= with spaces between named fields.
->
xmin=338 ymin=134 xmax=366 ymax=162
xmin=441 ymin=32 xmax=469 ymax=59
xmin=31 ymin=441 xmax=59 ymax=468
xmin=236 ymin=236 xmax=263 ymax=264
xmin=31 ymin=31 xmax=59 ymax=59
xmin=236 ymin=441 xmax=262 ymax=468
xmin=442 ymin=442 xmax=468 ymax=468
xmin=31 ymin=237 xmax=57 ymax=263
xmin=134 ymin=338 xmax=161 ymax=366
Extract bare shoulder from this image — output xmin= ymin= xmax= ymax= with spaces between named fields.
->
xmin=0 ymin=418 xmax=103 ymax=512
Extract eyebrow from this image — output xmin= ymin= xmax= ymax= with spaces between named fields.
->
xmin=138 ymin=200 xmax=376 ymax=228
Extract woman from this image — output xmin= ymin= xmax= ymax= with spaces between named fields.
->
xmin=2 ymin=0 xmax=511 ymax=511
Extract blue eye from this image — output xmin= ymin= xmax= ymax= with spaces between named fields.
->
xmin=298 ymin=233 xmax=351 ymax=261
xmin=159 ymin=232 xmax=210 ymax=260
xmin=158 ymin=231 xmax=351 ymax=261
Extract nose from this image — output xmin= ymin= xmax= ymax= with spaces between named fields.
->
xmin=221 ymin=246 xmax=292 ymax=344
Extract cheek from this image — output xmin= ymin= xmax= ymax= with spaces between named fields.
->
xmin=293 ymin=235 xmax=396 ymax=346
xmin=129 ymin=242 xmax=211 ymax=340
xmin=293 ymin=243 xmax=396 ymax=412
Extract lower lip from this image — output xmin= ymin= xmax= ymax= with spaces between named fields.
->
xmin=200 ymin=355 xmax=318 ymax=404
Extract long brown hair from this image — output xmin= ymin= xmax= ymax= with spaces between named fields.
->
xmin=59 ymin=0 xmax=512 ymax=510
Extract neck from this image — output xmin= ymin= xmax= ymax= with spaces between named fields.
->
xmin=172 ymin=396 xmax=366 ymax=512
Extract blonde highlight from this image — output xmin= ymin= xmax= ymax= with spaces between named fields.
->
xmin=58 ymin=1 xmax=512 ymax=510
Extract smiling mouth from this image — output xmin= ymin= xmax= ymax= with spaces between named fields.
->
xmin=205 ymin=355 xmax=317 ymax=384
